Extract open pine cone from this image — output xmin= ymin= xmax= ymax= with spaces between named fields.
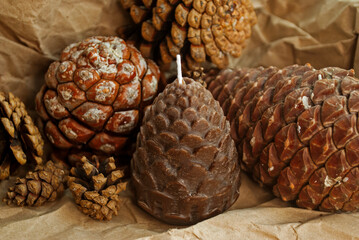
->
xmin=68 ymin=155 xmax=128 ymax=220
xmin=0 ymin=92 xmax=43 ymax=180
xmin=3 ymin=161 xmax=68 ymax=206
xmin=119 ymin=0 xmax=256 ymax=69
xmin=205 ymin=64 xmax=359 ymax=212
xmin=35 ymin=36 xmax=160 ymax=157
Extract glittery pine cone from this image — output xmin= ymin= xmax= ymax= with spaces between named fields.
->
xmin=205 ymin=64 xmax=359 ymax=212
xmin=119 ymin=0 xmax=256 ymax=70
xmin=35 ymin=36 xmax=160 ymax=157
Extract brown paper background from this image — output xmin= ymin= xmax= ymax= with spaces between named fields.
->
xmin=1 ymin=0 xmax=359 ymax=239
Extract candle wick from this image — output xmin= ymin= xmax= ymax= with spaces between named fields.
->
xmin=176 ymin=55 xmax=183 ymax=85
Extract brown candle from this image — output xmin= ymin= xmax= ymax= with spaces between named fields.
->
xmin=131 ymin=55 xmax=241 ymax=225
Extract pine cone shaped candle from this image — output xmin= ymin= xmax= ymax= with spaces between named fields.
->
xmin=35 ymin=36 xmax=160 ymax=157
xmin=68 ymin=155 xmax=128 ymax=220
xmin=3 ymin=161 xmax=68 ymax=206
xmin=205 ymin=64 xmax=359 ymax=212
xmin=119 ymin=0 xmax=256 ymax=69
xmin=132 ymin=58 xmax=240 ymax=225
xmin=0 ymin=92 xmax=43 ymax=180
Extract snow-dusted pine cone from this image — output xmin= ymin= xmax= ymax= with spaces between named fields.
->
xmin=119 ymin=0 xmax=256 ymax=69
xmin=132 ymin=78 xmax=240 ymax=225
xmin=3 ymin=161 xmax=67 ymax=206
xmin=0 ymin=92 xmax=43 ymax=180
xmin=35 ymin=36 xmax=160 ymax=157
xmin=68 ymin=155 xmax=128 ymax=220
xmin=205 ymin=64 xmax=359 ymax=212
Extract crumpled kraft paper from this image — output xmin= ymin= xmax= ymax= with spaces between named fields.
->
xmin=233 ymin=0 xmax=359 ymax=76
xmin=0 ymin=0 xmax=359 ymax=239
xmin=0 ymin=0 xmax=128 ymax=108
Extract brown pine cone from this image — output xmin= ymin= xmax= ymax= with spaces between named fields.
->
xmin=0 ymin=92 xmax=43 ymax=180
xmin=119 ymin=0 xmax=257 ymax=70
xmin=205 ymin=64 xmax=359 ymax=212
xmin=3 ymin=161 xmax=67 ymax=206
xmin=35 ymin=36 xmax=160 ymax=158
xmin=132 ymin=78 xmax=240 ymax=225
xmin=185 ymin=67 xmax=207 ymax=87
xmin=68 ymin=155 xmax=128 ymax=220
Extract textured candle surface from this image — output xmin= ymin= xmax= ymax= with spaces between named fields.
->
xmin=132 ymin=77 xmax=240 ymax=225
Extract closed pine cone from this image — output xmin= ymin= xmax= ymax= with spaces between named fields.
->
xmin=68 ymin=155 xmax=128 ymax=220
xmin=35 ymin=36 xmax=160 ymax=157
xmin=119 ymin=0 xmax=256 ymax=70
xmin=205 ymin=64 xmax=359 ymax=212
xmin=132 ymin=78 xmax=240 ymax=225
xmin=0 ymin=92 xmax=43 ymax=180
xmin=3 ymin=161 xmax=67 ymax=206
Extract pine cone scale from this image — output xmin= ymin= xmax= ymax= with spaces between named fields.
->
xmin=14 ymin=183 xmax=28 ymax=197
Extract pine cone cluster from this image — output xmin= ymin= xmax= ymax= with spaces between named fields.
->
xmin=205 ymin=64 xmax=359 ymax=212
xmin=3 ymin=161 xmax=68 ymax=206
xmin=0 ymin=92 xmax=43 ymax=180
xmin=119 ymin=0 xmax=256 ymax=69
xmin=68 ymin=155 xmax=128 ymax=220
xmin=35 ymin=36 xmax=160 ymax=157
xmin=132 ymin=78 xmax=240 ymax=225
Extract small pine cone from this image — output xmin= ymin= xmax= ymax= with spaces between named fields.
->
xmin=35 ymin=36 xmax=161 ymax=159
xmin=3 ymin=161 xmax=68 ymax=206
xmin=119 ymin=0 xmax=257 ymax=70
xmin=205 ymin=64 xmax=359 ymax=212
xmin=185 ymin=67 xmax=207 ymax=87
xmin=0 ymin=92 xmax=44 ymax=180
xmin=68 ymin=155 xmax=128 ymax=220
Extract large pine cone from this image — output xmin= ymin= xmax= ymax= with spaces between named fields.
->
xmin=3 ymin=161 xmax=68 ymax=206
xmin=119 ymin=0 xmax=256 ymax=69
xmin=35 ymin=36 xmax=160 ymax=157
xmin=205 ymin=64 xmax=359 ymax=212
xmin=0 ymin=92 xmax=43 ymax=180
xmin=68 ymin=155 xmax=128 ymax=220
xmin=132 ymin=78 xmax=240 ymax=225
